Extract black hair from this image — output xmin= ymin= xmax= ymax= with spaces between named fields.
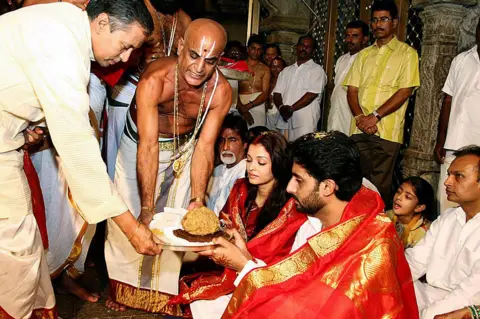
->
xmin=246 ymin=131 xmax=291 ymax=238
xmin=371 ymin=0 xmax=398 ymax=19
xmin=224 ymin=40 xmax=247 ymax=59
xmin=248 ymin=126 xmax=269 ymax=143
xmin=453 ymin=145 xmax=480 ymax=180
xmin=247 ymin=34 xmax=265 ymax=47
xmin=265 ymin=43 xmax=281 ymax=56
xmin=346 ymin=20 xmax=369 ymax=38
xmin=401 ymin=177 xmax=436 ymax=221
xmin=221 ymin=113 xmax=249 ymax=143
xmin=297 ymin=34 xmax=316 ymax=47
xmin=150 ymin=0 xmax=182 ymax=15
xmin=289 ymin=131 xmax=363 ymax=201
xmin=87 ymin=0 xmax=154 ymax=35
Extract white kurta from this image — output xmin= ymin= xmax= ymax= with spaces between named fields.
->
xmin=438 ymin=45 xmax=480 ymax=214
xmin=273 ymin=59 xmax=326 ymax=141
xmin=190 ymin=217 xmax=322 ymax=319
xmin=206 ymin=160 xmax=247 ymax=215
xmin=0 ymin=4 xmax=127 ymax=317
xmin=328 ymin=53 xmax=357 ymax=134
xmin=406 ymin=207 xmax=480 ymax=319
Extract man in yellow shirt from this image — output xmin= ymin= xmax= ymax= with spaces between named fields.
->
xmin=344 ymin=0 xmax=419 ymax=203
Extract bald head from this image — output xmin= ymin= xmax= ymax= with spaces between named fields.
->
xmin=178 ymin=18 xmax=227 ymax=87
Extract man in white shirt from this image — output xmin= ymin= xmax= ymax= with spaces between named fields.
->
xmin=406 ymin=145 xmax=480 ymax=319
xmin=0 ymin=1 xmax=161 ymax=317
xmin=207 ymin=113 xmax=248 ymax=215
xmin=328 ymin=20 xmax=369 ymax=134
xmin=273 ymin=35 xmax=327 ymax=141
xmin=434 ymin=19 xmax=480 ymax=215
xmin=185 ymin=131 xmax=417 ymax=318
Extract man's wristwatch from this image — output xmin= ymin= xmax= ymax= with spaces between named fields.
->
xmin=373 ymin=110 xmax=382 ymax=121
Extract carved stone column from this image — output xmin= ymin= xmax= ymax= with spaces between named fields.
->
xmin=259 ymin=0 xmax=312 ymax=64
xmin=402 ymin=1 xmax=474 ymax=187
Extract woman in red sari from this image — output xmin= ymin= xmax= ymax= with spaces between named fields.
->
xmin=171 ymin=131 xmax=292 ymax=318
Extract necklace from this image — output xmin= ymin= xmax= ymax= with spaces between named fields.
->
xmin=158 ymin=12 xmax=178 ymax=57
xmin=171 ymin=63 xmax=207 ymax=174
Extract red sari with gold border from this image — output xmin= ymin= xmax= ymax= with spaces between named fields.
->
xmin=222 ymin=187 xmax=419 ymax=319
xmin=170 ymin=181 xmax=307 ymax=305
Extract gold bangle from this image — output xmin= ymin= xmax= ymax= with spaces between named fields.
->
xmin=128 ymin=222 xmax=141 ymax=242
xmin=189 ymin=197 xmax=204 ymax=204
xmin=354 ymin=114 xmax=364 ymax=120
xmin=141 ymin=206 xmax=154 ymax=212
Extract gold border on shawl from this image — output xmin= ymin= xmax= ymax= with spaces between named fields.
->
xmin=308 ymin=215 xmax=365 ymax=257
xmin=111 ymin=281 xmax=182 ymax=316
xmin=225 ymin=214 xmax=367 ymax=317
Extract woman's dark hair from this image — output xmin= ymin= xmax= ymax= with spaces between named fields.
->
xmin=248 ymin=126 xmax=269 ymax=143
xmin=246 ymin=131 xmax=291 ymax=237
xmin=402 ymin=176 xmax=436 ymax=221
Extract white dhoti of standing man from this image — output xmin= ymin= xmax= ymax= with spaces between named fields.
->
xmin=239 ymin=92 xmax=266 ymax=128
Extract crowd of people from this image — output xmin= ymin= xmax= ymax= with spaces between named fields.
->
xmin=0 ymin=0 xmax=480 ymax=318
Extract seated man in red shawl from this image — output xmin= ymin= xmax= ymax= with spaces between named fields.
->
xmin=172 ymin=131 xmax=419 ymax=319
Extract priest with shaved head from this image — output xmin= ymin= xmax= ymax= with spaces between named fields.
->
xmin=104 ymin=18 xmax=232 ymax=313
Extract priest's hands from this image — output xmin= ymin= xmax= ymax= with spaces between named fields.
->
xmin=197 ymin=229 xmax=252 ymax=273
xmin=433 ymin=307 xmax=471 ymax=319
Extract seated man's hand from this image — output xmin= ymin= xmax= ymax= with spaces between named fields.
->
xmin=433 ymin=307 xmax=471 ymax=319
xmin=129 ymin=223 xmax=162 ymax=256
xmin=197 ymin=229 xmax=252 ymax=272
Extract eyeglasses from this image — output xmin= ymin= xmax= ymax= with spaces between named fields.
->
xmin=370 ymin=17 xmax=393 ymax=24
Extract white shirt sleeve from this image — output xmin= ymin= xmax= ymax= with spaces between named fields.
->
xmin=405 ymin=214 xmax=444 ymax=280
xmin=234 ymin=259 xmax=267 ymax=287
xmin=442 ymin=55 xmax=458 ymax=96
xmin=272 ymin=68 xmax=286 ymax=95
xmin=306 ymin=66 xmax=327 ymax=94
xmin=421 ymin=259 xmax=480 ymax=318
xmin=21 ymin=26 xmax=128 ymax=224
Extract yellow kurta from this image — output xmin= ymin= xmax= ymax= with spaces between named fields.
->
xmin=343 ymin=36 xmax=420 ymax=143
xmin=0 ymin=3 xmax=128 ymax=223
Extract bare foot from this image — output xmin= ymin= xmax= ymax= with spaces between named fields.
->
xmin=106 ymin=297 xmax=127 ymax=312
xmin=60 ymin=272 xmax=100 ymax=303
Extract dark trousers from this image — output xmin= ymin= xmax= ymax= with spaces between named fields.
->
xmin=351 ymin=133 xmax=401 ymax=204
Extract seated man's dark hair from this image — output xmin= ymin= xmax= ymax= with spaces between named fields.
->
xmin=346 ymin=20 xmax=369 ymax=38
xmin=453 ymin=145 xmax=480 ymax=180
xmin=87 ymin=0 xmax=154 ymax=35
xmin=289 ymin=131 xmax=363 ymax=201
xmin=248 ymin=34 xmax=265 ymax=47
xmin=221 ymin=112 xmax=249 ymax=143
xmin=371 ymin=0 xmax=398 ymax=19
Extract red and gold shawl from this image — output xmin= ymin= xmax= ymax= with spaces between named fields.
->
xmin=223 ymin=187 xmax=419 ymax=319
xmin=169 ymin=192 xmax=307 ymax=305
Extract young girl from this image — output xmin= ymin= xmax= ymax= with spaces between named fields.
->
xmin=386 ymin=176 xmax=435 ymax=249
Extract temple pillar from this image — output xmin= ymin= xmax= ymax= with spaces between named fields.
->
xmin=402 ymin=0 xmax=474 ymax=188
xmin=258 ymin=0 xmax=312 ymax=64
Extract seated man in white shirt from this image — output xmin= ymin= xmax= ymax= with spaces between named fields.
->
xmin=207 ymin=113 xmax=248 ymax=215
xmin=406 ymin=145 xmax=480 ymax=319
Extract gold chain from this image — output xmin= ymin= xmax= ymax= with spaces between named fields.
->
xmin=172 ymin=64 xmax=207 ymax=173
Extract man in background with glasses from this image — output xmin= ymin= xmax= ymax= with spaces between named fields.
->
xmin=343 ymin=0 xmax=420 ymax=204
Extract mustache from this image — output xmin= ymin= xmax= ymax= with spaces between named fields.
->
xmin=221 ymin=151 xmax=235 ymax=156
xmin=374 ymin=28 xmax=384 ymax=32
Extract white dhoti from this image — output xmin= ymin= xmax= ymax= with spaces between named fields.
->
xmin=240 ymin=92 xmax=266 ymax=128
xmin=0 ymin=150 xmax=55 ymax=318
xmin=104 ymin=115 xmax=191 ymax=315
xmin=31 ymin=149 xmax=96 ymax=278
xmin=105 ymin=75 xmax=138 ymax=180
